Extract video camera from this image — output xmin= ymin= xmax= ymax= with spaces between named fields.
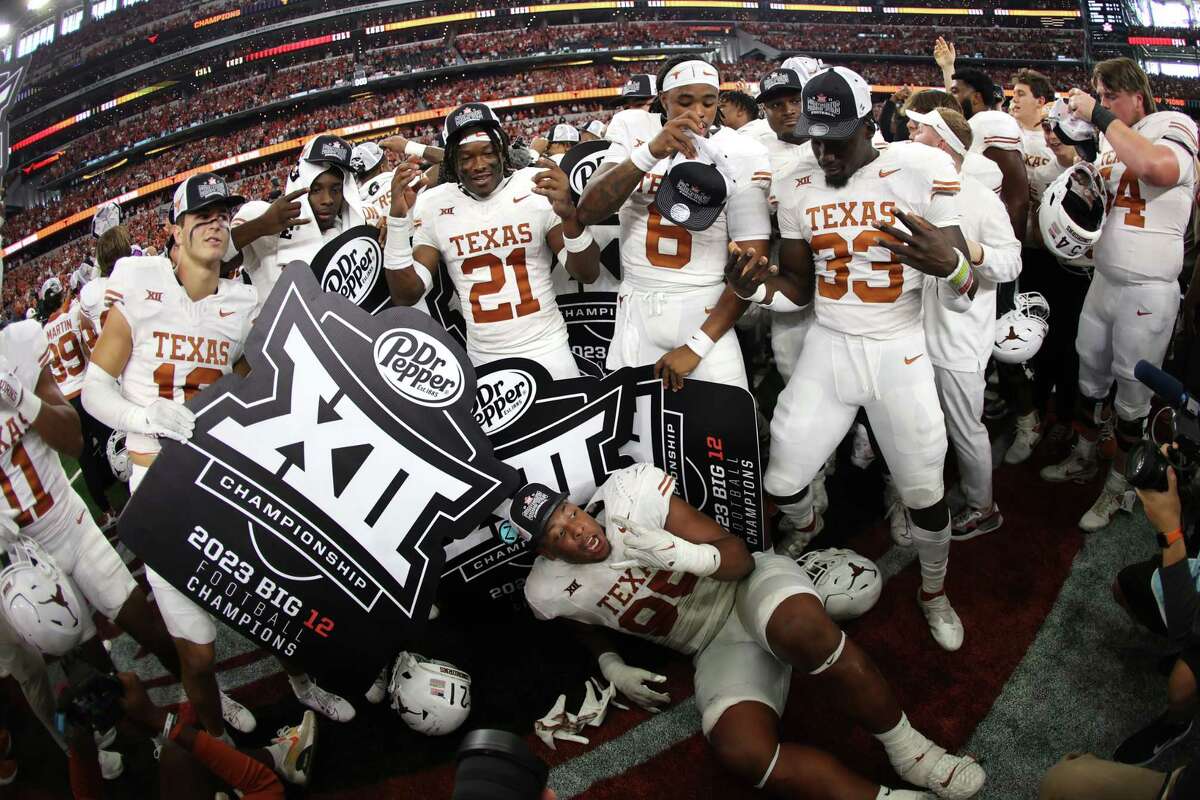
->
xmin=1125 ymin=361 xmax=1200 ymax=492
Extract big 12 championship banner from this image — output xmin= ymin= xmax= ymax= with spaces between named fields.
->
xmin=119 ymin=267 xmax=518 ymax=687
xmin=439 ymin=360 xmax=766 ymax=613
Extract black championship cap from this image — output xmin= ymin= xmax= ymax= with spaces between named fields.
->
xmin=171 ymin=173 xmax=245 ymax=222
xmin=620 ymin=74 xmax=657 ymax=100
xmin=442 ymin=102 xmax=503 ymax=145
xmin=509 ymin=482 xmax=569 ymax=544
xmin=303 ymin=134 xmax=354 ymax=169
xmin=756 ymin=68 xmax=805 ymax=104
xmin=654 ymin=160 xmax=730 ymax=232
xmin=794 ymin=66 xmax=874 ymax=141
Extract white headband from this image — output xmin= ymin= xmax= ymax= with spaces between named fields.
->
xmin=661 ymin=60 xmax=720 ymax=92
xmin=906 ymin=108 xmax=967 ymax=157
xmin=459 ymin=131 xmax=492 ymax=145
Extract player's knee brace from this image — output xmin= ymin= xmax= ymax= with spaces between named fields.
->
xmin=808 ymin=630 xmax=847 ymax=676
xmin=908 ymin=502 xmax=949 ymax=533
xmin=1074 ymin=395 xmax=1109 ymax=433
xmin=1116 ymin=415 xmax=1146 ymax=453
xmin=770 ymin=486 xmax=809 ymax=507
xmin=754 ymin=744 xmax=782 ymax=790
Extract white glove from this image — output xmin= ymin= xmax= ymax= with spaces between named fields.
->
xmin=598 ymin=652 xmax=669 ymax=712
xmin=0 ymin=509 xmax=21 ymax=544
xmin=575 ymin=678 xmax=616 ymax=729
xmin=140 ymin=399 xmax=196 ymax=443
xmin=0 ymin=366 xmax=42 ymax=423
xmin=609 ymin=515 xmax=720 ymax=577
xmin=534 ymin=694 xmax=590 ymax=750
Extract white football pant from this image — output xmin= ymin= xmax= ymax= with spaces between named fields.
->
xmin=770 ymin=306 xmax=815 ymax=382
xmin=469 ymin=340 xmax=580 ymax=381
xmin=933 ymin=366 xmax=993 ymax=511
xmin=1076 ymin=272 xmax=1179 ymax=420
xmin=608 ymin=282 xmax=749 ymax=390
xmin=765 ymin=325 xmax=947 ymax=509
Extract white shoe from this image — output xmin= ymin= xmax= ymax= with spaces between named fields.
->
xmin=365 ymin=665 xmax=389 ymax=704
xmin=883 ymin=477 xmax=912 ymax=547
xmin=221 ymin=691 xmax=257 ymax=734
xmin=774 ymin=512 xmax=823 ymax=559
xmin=1040 ymin=437 xmax=1098 ymax=483
xmin=294 ymin=679 xmax=356 ymax=722
xmin=99 ymin=749 xmax=124 ymax=780
xmin=895 ymin=744 xmax=986 ymax=799
xmin=950 ymin=504 xmax=1003 ymax=542
xmin=1079 ymin=474 xmax=1136 ymax=532
xmin=919 ymin=591 xmax=964 ymax=651
xmin=1004 ymin=412 xmax=1041 ymax=464
xmin=266 ymin=710 xmax=317 ymax=786
xmin=851 ymin=423 xmax=876 ymax=468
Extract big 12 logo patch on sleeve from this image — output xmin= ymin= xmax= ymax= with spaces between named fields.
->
xmin=118 ymin=267 xmax=518 ymax=689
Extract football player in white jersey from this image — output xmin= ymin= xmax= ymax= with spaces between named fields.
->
xmin=0 ymin=314 xmax=194 ymax=735
xmin=745 ymin=67 xmax=977 ymax=651
xmin=351 ymin=141 xmax=393 ymax=226
xmin=1043 ymin=58 xmax=1199 ymax=532
xmin=933 ymin=39 xmax=1029 ymax=241
xmin=229 ymin=134 xmax=367 ymax=313
xmin=385 ymin=103 xmax=601 ymax=379
xmin=577 ymin=55 xmax=772 ymax=390
xmin=83 ymin=173 xmax=357 ymax=738
xmin=40 ymin=278 xmax=118 ymax=529
xmin=513 ymin=466 xmax=986 ymax=799
xmin=909 ymin=108 xmax=1022 ymax=539
xmin=78 ymin=224 xmax=135 ymax=342
xmin=717 ymin=89 xmax=760 ymax=132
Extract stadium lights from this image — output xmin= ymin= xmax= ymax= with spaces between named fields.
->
xmin=27 ymin=0 xmax=53 ymax=11
xmin=0 ymin=24 xmax=10 ymax=39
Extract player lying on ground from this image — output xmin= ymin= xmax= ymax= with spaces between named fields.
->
xmin=512 ymin=463 xmax=986 ymax=800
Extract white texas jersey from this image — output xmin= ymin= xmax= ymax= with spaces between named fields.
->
xmin=602 ymin=110 xmax=772 ymax=290
xmin=412 ymin=167 xmax=569 ymax=359
xmin=42 ymin=299 xmax=89 ymax=399
xmin=0 ymin=321 xmax=71 ymax=528
xmin=524 ymin=464 xmax=737 ymax=656
xmin=923 ymin=173 xmax=1023 ymax=372
xmin=105 ymin=256 xmax=257 ymax=457
xmin=777 ymin=143 xmax=963 ymax=339
xmin=77 ymin=276 xmax=108 ymax=339
xmin=1019 ymin=125 xmax=1067 ymax=203
xmin=359 ymin=169 xmax=395 ymax=225
xmin=968 ymin=110 xmax=1023 ymax=155
xmin=1094 ymin=111 xmax=1198 ymax=284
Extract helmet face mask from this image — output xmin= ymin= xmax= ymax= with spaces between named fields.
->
xmin=106 ymin=430 xmax=131 ymax=483
xmin=1039 ymin=162 xmax=1108 ymax=262
xmin=388 ymin=651 xmax=471 ymax=736
xmin=797 ymin=548 xmax=882 ymax=622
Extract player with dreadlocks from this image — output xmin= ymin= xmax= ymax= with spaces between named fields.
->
xmin=383 ymin=102 xmax=602 ymax=378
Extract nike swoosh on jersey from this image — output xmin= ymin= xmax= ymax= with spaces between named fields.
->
xmin=219 ymin=310 xmax=235 ymax=317
xmin=1136 ymin=309 xmax=1152 ymax=316
xmin=513 ymin=195 xmax=529 ymax=203
xmin=879 ymin=168 xmax=903 ymax=178
xmin=904 ymin=354 xmax=923 ymax=365
xmin=76 ymin=510 xmax=85 ymax=525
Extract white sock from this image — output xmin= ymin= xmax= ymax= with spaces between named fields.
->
xmin=1017 ymin=411 xmax=1038 ymax=428
xmin=909 ymin=518 xmax=950 ymax=595
xmin=874 ymin=713 xmax=932 ymax=769
xmin=1104 ymin=467 xmax=1129 ymax=494
xmin=288 ymin=674 xmax=312 ymax=694
xmin=265 ymin=738 xmax=290 ymax=772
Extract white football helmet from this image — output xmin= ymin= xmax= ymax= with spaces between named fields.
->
xmin=994 ymin=291 xmax=1051 ymax=364
xmin=0 ymin=538 xmax=90 ymax=656
xmin=106 ymin=430 xmax=130 ymax=483
xmin=1039 ymin=162 xmax=1108 ymax=262
xmin=388 ymin=651 xmax=471 ymax=735
xmin=797 ymin=548 xmax=882 ymax=622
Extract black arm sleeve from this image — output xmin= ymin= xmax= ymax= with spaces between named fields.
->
xmin=879 ymin=100 xmax=898 ymax=143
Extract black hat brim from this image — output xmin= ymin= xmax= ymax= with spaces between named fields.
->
xmin=175 ymin=194 xmax=246 ymax=223
xmin=755 ymin=84 xmax=804 ymax=104
xmin=654 ymin=183 xmax=725 ymax=232
xmin=793 ymin=114 xmax=865 ymax=141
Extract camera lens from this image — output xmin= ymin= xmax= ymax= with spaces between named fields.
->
xmin=1126 ymin=440 xmax=1170 ymax=492
xmin=452 ymin=729 xmax=548 ymax=800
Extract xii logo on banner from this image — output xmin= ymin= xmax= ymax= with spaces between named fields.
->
xmin=119 ymin=268 xmax=517 ymax=687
